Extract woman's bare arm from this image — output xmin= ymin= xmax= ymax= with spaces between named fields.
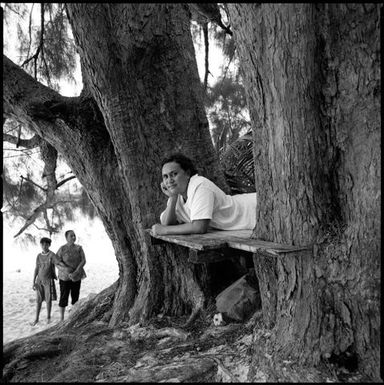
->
xmin=32 ymin=261 xmax=38 ymax=289
xmin=152 ymin=219 xmax=210 ymax=236
xmin=73 ymin=247 xmax=86 ymax=274
xmin=160 ymin=196 xmax=178 ymax=225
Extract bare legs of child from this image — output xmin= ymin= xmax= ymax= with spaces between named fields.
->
xmin=31 ymin=291 xmax=42 ymax=326
xmin=46 ymin=300 xmax=52 ymax=324
xmin=59 ymin=306 xmax=65 ymax=322
xmin=31 ymin=289 xmax=53 ymax=325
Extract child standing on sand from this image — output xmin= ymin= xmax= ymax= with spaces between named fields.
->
xmin=31 ymin=237 xmax=57 ymax=326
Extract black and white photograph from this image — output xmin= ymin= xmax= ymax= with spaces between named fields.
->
xmin=2 ymin=3 xmax=381 ymax=382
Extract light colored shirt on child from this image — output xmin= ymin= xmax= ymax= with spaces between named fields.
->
xmin=36 ymin=251 xmax=56 ymax=284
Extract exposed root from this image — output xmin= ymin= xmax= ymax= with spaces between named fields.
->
xmin=204 ymin=355 xmax=238 ymax=382
xmin=182 ymin=306 xmax=202 ymax=328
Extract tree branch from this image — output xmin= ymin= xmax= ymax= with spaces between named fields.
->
xmin=26 ymin=3 xmax=35 ymax=60
xmin=33 ymin=223 xmax=59 ymax=233
xmin=13 ymin=200 xmax=74 ymax=238
xmin=20 ymin=176 xmax=47 ymax=192
xmin=3 ymin=133 xmax=41 ymax=149
xmin=3 ymin=54 xmax=107 ymax=144
xmin=22 ymin=2 xmax=46 ymax=79
xmin=4 ymin=151 xmax=40 ymax=159
xmin=16 ymin=123 xmax=22 ymax=147
xmin=189 ymin=3 xmax=232 ymax=36
xmin=43 ymin=208 xmax=56 ymax=235
xmin=14 ymin=205 xmax=46 ymax=238
xmin=203 ymin=22 xmax=210 ymax=91
xmin=3 ymin=54 xmax=82 ymax=142
xmin=56 ymin=175 xmax=76 ymax=189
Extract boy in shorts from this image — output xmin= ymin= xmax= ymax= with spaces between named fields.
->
xmin=31 ymin=237 xmax=57 ymax=325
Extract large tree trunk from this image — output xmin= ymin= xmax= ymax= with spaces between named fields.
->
xmin=228 ymin=3 xmax=380 ymax=380
xmin=4 ymin=3 xmax=228 ymax=329
xmin=65 ymin=3 xmax=229 ymax=325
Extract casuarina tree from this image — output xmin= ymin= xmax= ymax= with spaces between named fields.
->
xmin=4 ymin=3 xmax=230 ymax=328
xmin=226 ymin=3 xmax=380 ymax=380
xmin=3 ymin=3 xmax=380 ymax=381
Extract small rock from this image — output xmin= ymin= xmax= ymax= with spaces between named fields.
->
xmin=213 ymin=313 xmax=226 ymax=326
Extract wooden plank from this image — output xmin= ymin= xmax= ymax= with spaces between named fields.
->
xmin=146 ymin=229 xmax=312 ymax=256
xmin=145 ymin=229 xmax=228 ymax=251
xmin=226 ymin=237 xmax=312 ymax=255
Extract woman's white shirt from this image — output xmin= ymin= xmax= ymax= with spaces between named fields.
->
xmin=160 ymin=174 xmax=257 ymax=231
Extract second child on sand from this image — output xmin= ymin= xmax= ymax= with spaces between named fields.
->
xmin=31 ymin=237 xmax=57 ymax=326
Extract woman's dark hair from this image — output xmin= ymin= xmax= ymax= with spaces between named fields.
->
xmin=40 ymin=237 xmax=52 ymax=245
xmin=161 ymin=153 xmax=197 ymax=176
xmin=65 ymin=230 xmax=75 ymax=239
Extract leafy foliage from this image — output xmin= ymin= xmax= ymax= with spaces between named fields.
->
xmin=3 ymin=121 xmax=97 ymax=238
xmin=4 ymin=2 xmax=78 ymax=89
xmin=3 ymin=3 xmax=86 ymax=238
xmin=206 ymin=74 xmax=250 ymax=153
xmin=210 ymin=24 xmax=236 ymax=64
xmin=39 ymin=3 xmax=77 ymax=86
xmin=190 ymin=15 xmax=254 ymax=193
xmin=3 ymin=169 xmax=42 ymax=214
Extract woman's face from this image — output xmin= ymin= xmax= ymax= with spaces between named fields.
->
xmin=162 ymin=162 xmax=190 ymax=196
xmin=66 ymin=231 xmax=76 ymax=245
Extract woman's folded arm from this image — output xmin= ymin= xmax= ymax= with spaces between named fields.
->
xmin=152 ymin=219 xmax=210 ymax=236
xmin=160 ymin=196 xmax=179 ymax=225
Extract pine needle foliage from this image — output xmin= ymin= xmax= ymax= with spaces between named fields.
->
xmin=4 ymin=2 xmax=77 ymax=89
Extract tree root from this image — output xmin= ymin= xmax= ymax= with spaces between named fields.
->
xmin=104 ymin=357 xmax=217 ymax=382
xmin=3 ymin=346 xmax=62 ymax=381
xmin=205 ymin=356 xmax=238 ymax=382
xmin=181 ymin=306 xmax=202 ymax=328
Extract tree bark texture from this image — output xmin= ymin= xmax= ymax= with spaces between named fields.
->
xmin=65 ymin=3 xmax=229 ymax=325
xmin=4 ymin=3 xmax=229 ymax=329
xmin=228 ymin=3 xmax=380 ymax=380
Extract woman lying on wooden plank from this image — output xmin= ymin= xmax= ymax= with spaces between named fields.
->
xmin=151 ymin=153 xmax=257 ymax=236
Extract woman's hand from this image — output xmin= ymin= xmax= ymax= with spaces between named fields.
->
xmin=59 ymin=266 xmax=73 ymax=274
xmin=160 ymin=182 xmax=177 ymax=198
xmin=151 ymin=223 xmax=168 ymax=236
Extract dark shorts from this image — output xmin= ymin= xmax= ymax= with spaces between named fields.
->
xmin=59 ymin=279 xmax=81 ymax=307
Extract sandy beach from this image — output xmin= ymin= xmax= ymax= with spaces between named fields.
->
xmin=3 ymin=216 xmax=119 ymax=345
